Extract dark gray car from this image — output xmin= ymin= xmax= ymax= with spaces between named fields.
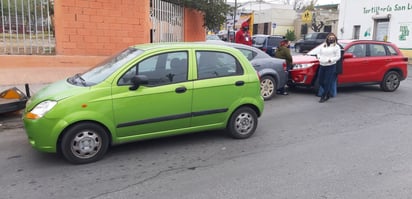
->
xmin=207 ymin=41 xmax=288 ymax=100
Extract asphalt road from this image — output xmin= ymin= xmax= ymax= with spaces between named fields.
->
xmin=1 ymin=66 xmax=412 ymax=198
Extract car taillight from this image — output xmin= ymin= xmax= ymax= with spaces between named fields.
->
xmin=282 ymin=62 xmax=287 ymax=71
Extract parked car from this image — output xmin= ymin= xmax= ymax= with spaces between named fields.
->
xmin=289 ymin=40 xmax=408 ymax=92
xmin=294 ymin=32 xmax=329 ymax=53
xmin=23 ymin=43 xmax=264 ymax=164
xmin=206 ymin=34 xmax=222 ymax=41
xmin=252 ymin=34 xmax=285 ymax=57
xmin=207 ymin=41 xmax=288 ymax=100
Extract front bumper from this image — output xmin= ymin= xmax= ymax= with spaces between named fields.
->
xmin=23 ymin=116 xmax=67 ymax=153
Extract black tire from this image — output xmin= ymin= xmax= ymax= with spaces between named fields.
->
xmin=227 ymin=107 xmax=258 ymax=139
xmin=260 ymin=76 xmax=277 ymax=100
xmin=295 ymin=45 xmax=301 ymax=53
xmin=60 ymin=122 xmax=110 ymax=164
xmin=380 ymin=71 xmax=401 ymax=92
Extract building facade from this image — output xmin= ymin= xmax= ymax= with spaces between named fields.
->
xmin=229 ymin=1 xmax=296 ymax=36
xmin=338 ymin=0 xmax=412 ymax=58
xmin=295 ymin=4 xmax=339 ymax=40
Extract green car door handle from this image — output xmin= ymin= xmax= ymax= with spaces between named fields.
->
xmin=235 ymin=81 xmax=245 ymax=86
xmin=175 ymin=86 xmax=187 ymax=93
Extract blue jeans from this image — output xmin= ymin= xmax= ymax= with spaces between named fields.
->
xmin=318 ymin=64 xmax=336 ymax=98
xmin=318 ymin=74 xmax=337 ymax=97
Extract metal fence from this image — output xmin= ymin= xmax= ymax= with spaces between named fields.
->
xmin=150 ymin=0 xmax=184 ymax=43
xmin=0 ymin=0 xmax=55 ymax=55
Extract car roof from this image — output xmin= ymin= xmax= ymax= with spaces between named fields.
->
xmin=252 ymin=34 xmax=284 ymax=38
xmin=347 ymin=40 xmax=394 ymax=44
xmin=131 ymin=42 xmax=236 ymax=52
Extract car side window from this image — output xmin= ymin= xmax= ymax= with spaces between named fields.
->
xmin=317 ymin=33 xmax=328 ymax=40
xmin=370 ymin=44 xmax=387 ymax=57
xmin=347 ymin=44 xmax=366 ymax=57
xmin=386 ymin=45 xmax=399 ymax=56
xmin=196 ymin=51 xmax=243 ymax=79
xmin=118 ymin=51 xmax=188 ymax=86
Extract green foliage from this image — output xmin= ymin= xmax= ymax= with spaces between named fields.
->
xmin=285 ymin=29 xmax=296 ymax=41
xmin=167 ymin=0 xmax=231 ymax=31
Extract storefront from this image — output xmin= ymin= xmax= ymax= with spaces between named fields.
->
xmin=338 ymin=0 xmax=412 ymax=60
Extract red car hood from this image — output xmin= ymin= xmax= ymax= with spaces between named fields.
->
xmin=292 ymin=55 xmax=319 ymax=64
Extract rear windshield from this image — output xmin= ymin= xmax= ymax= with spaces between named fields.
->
xmin=253 ymin=37 xmax=266 ymax=45
xmin=268 ymin=37 xmax=283 ymax=46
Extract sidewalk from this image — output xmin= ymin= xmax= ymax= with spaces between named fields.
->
xmin=0 ymin=66 xmax=91 ymax=94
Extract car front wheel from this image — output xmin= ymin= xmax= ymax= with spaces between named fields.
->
xmin=380 ymin=71 xmax=401 ymax=92
xmin=60 ymin=122 xmax=110 ymax=164
xmin=227 ymin=107 xmax=258 ymax=139
xmin=260 ymin=76 xmax=277 ymax=100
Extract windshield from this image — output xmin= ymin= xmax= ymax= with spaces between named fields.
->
xmin=306 ymin=42 xmax=349 ymax=56
xmin=67 ymin=48 xmax=143 ymax=86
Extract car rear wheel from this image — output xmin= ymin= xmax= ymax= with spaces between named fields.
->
xmin=380 ymin=71 xmax=401 ymax=92
xmin=60 ymin=122 xmax=109 ymax=164
xmin=260 ymin=76 xmax=277 ymax=100
xmin=227 ymin=107 xmax=258 ymax=139
xmin=295 ymin=45 xmax=301 ymax=53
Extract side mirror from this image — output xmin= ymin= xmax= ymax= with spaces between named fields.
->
xmin=129 ymin=75 xmax=149 ymax=91
xmin=343 ymin=53 xmax=354 ymax=59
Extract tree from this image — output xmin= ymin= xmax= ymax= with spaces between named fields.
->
xmin=285 ymin=29 xmax=296 ymax=41
xmin=167 ymin=0 xmax=231 ymax=31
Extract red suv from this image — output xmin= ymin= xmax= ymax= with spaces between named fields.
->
xmin=289 ymin=40 xmax=408 ymax=92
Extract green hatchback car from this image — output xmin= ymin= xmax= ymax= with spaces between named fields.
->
xmin=23 ymin=43 xmax=264 ymax=164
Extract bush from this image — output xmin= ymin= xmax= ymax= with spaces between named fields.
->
xmin=285 ymin=29 xmax=296 ymax=41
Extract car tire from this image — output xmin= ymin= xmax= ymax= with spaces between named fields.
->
xmin=260 ymin=76 xmax=277 ymax=100
xmin=295 ymin=45 xmax=301 ymax=53
xmin=227 ymin=107 xmax=258 ymax=139
xmin=60 ymin=122 xmax=110 ymax=164
xmin=380 ymin=71 xmax=401 ymax=92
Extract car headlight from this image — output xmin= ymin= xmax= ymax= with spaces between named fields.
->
xmin=292 ymin=63 xmax=315 ymax=69
xmin=26 ymin=100 xmax=57 ymax=119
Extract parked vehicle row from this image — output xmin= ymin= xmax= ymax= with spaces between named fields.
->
xmin=22 ymin=40 xmax=408 ymax=164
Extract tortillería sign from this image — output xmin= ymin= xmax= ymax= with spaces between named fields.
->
xmin=363 ymin=3 xmax=412 ymax=14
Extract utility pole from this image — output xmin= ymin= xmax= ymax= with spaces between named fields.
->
xmin=227 ymin=0 xmax=237 ymax=42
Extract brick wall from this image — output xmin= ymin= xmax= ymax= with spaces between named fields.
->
xmin=54 ymin=0 xmax=151 ymax=56
xmin=0 ymin=1 xmax=206 ymax=68
xmin=184 ymin=8 xmax=206 ymax=42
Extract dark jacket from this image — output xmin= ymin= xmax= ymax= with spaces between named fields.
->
xmin=274 ymin=46 xmax=293 ymax=68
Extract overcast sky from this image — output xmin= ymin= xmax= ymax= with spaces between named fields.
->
xmin=226 ymin=0 xmax=341 ymax=5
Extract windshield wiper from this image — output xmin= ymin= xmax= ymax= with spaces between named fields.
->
xmin=75 ymin=73 xmax=87 ymax=86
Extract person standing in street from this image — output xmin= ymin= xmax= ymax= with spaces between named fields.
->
xmin=235 ymin=21 xmax=252 ymax=46
xmin=274 ymin=39 xmax=292 ymax=95
xmin=317 ymin=40 xmax=344 ymax=98
xmin=317 ymin=33 xmax=341 ymax=103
